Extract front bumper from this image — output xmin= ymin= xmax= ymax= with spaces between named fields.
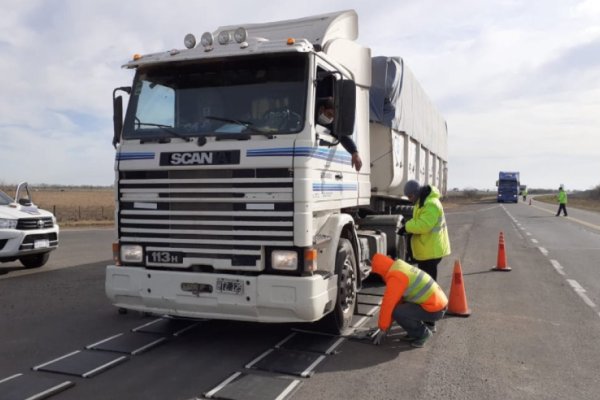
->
xmin=105 ymin=265 xmax=336 ymax=323
xmin=0 ymin=225 xmax=59 ymax=261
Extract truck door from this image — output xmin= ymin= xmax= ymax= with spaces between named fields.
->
xmin=312 ymin=69 xmax=358 ymax=207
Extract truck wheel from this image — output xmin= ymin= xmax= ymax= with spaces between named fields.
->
xmin=322 ymin=238 xmax=357 ymax=334
xmin=19 ymin=252 xmax=50 ymax=269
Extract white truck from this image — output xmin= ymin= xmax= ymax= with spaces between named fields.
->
xmin=0 ymin=182 xmax=59 ymax=268
xmin=106 ymin=10 xmax=448 ymax=333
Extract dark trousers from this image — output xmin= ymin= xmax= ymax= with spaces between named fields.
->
xmin=392 ymin=302 xmax=446 ymax=338
xmin=556 ymin=204 xmax=568 ymax=216
xmin=417 ymin=258 xmax=442 ymax=282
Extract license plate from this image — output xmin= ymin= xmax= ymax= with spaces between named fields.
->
xmin=34 ymin=239 xmax=49 ymax=249
xmin=147 ymin=251 xmax=183 ymax=264
xmin=181 ymin=282 xmax=213 ymax=294
xmin=216 ymin=278 xmax=244 ymax=295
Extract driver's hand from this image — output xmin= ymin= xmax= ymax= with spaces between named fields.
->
xmin=352 ymin=152 xmax=362 ymax=172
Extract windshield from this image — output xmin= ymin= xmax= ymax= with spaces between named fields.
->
xmin=0 ymin=190 xmax=13 ymax=205
xmin=123 ymin=54 xmax=308 ymax=139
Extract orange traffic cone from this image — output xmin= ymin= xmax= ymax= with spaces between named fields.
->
xmin=493 ymin=231 xmax=511 ymax=271
xmin=446 ymin=260 xmax=471 ymax=317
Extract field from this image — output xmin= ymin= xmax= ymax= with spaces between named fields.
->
xmin=1 ymin=186 xmax=115 ymax=227
xmin=534 ymin=193 xmax=600 ymax=213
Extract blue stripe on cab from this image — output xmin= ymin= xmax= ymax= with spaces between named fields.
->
xmin=116 ymin=152 xmax=155 ymax=161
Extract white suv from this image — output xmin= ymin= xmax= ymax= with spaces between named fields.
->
xmin=0 ymin=182 xmax=59 ymax=268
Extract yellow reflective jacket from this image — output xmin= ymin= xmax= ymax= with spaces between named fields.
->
xmin=405 ymin=186 xmax=451 ymax=261
xmin=558 ymin=190 xmax=567 ymax=204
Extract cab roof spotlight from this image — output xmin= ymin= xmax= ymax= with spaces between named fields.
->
xmin=184 ymin=33 xmax=196 ymax=49
xmin=218 ymin=30 xmax=231 ymax=45
xmin=234 ymin=27 xmax=247 ymax=43
xmin=200 ymin=32 xmax=214 ymax=48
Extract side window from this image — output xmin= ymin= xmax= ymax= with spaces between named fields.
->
xmin=315 ymin=67 xmax=336 ymax=125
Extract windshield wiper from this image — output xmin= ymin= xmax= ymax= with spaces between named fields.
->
xmin=137 ymin=122 xmax=191 ymax=142
xmin=204 ymin=116 xmax=274 ymax=139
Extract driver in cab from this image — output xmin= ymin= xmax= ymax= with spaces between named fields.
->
xmin=316 ymin=97 xmax=362 ymax=172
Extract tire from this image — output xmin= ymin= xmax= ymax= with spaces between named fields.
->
xmin=321 ymin=238 xmax=358 ymax=335
xmin=19 ymin=252 xmax=50 ymax=269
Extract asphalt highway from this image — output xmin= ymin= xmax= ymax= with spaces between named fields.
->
xmin=1 ymin=199 xmax=599 ymax=400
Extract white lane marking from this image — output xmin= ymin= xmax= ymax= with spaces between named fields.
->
xmin=301 ymin=354 xmax=327 ymax=377
xmin=204 ymin=371 xmax=242 ymax=398
xmin=86 ymin=333 xmax=123 ymax=349
xmin=33 ymin=350 xmax=81 ymax=370
xmin=549 ymin=259 xmax=565 ymax=276
xmin=245 ymin=348 xmax=274 ymax=369
xmin=539 ymin=247 xmax=548 ymax=256
xmin=82 ymin=356 xmax=128 ymax=378
xmin=275 ymin=380 xmax=302 ymax=400
xmin=531 ymin=239 xmax=539 ymax=244
xmin=0 ymin=373 xmax=22 ymax=384
xmin=25 ymin=381 xmax=74 ymax=400
xmin=526 ymin=232 xmax=532 ymax=236
xmin=132 ymin=318 xmax=164 ymax=332
xmin=567 ymin=279 xmax=597 ymax=308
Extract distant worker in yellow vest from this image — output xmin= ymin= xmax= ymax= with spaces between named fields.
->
xmin=522 ymin=188 xmax=528 ymax=202
xmin=556 ymin=185 xmax=568 ymax=217
xmin=370 ymin=253 xmax=448 ymax=348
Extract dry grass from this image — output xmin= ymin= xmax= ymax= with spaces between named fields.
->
xmin=535 ymin=194 xmax=600 ymax=213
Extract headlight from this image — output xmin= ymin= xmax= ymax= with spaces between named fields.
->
xmin=271 ymin=250 xmax=298 ymax=271
xmin=121 ymin=245 xmax=143 ymax=263
xmin=0 ymin=218 xmax=17 ymax=229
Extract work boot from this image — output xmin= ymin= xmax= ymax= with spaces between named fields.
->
xmin=410 ymin=328 xmax=433 ymax=348
xmin=399 ymin=334 xmax=418 ymax=342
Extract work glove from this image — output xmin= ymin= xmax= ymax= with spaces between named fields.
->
xmin=397 ymin=226 xmax=406 ymax=236
xmin=372 ymin=329 xmax=387 ymax=345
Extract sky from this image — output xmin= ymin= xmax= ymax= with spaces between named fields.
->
xmin=1 ymin=0 xmax=599 ymax=191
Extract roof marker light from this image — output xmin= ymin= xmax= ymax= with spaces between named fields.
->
xmin=218 ymin=30 xmax=231 ymax=45
xmin=234 ymin=27 xmax=247 ymax=43
xmin=184 ymin=33 xmax=196 ymax=49
xmin=287 ymin=38 xmax=295 ymax=45
xmin=200 ymin=32 xmax=214 ymax=47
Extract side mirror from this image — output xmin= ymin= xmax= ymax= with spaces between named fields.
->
xmin=113 ymin=95 xmax=123 ymax=149
xmin=112 ymin=86 xmax=131 ymax=149
xmin=333 ymin=79 xmax=356 ymax=136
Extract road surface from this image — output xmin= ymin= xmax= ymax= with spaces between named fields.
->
xmin=1 ymin=200 xmax=599 ymax=400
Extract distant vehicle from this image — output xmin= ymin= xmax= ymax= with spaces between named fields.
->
xmin=496 ymin=172 xmax=520 ymax=203
xmin=0 ymin=182 xmax=60 ymax=268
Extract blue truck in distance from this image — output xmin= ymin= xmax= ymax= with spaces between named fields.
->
xmin=497 ymin=171 xmax=520 ymax=203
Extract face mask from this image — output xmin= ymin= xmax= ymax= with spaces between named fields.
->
xmin=318 ymin=113 xmax=333 ymax=125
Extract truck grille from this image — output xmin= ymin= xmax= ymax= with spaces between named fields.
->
xmin=17 ymin=217 xmax=54 ymax=230
xmin=118 ymin=168 xmax=294 ymax=271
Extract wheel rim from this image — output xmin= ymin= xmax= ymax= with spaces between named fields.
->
xmin=338 ymin=256 xmax=356 ymax=314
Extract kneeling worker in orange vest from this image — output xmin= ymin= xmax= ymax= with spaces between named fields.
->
xmin=371 ymin=253 xmax=448 ymax=348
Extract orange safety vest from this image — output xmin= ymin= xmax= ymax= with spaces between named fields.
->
xmin=378 ymin=259 xmax=448 ymax=331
